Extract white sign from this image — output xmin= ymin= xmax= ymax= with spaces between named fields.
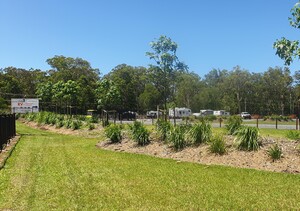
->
xmin=11 ymin=98 xmax=39 ymax=113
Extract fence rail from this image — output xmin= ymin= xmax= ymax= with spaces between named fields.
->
xmin=0 ymin=114 xmax=16 ymax=151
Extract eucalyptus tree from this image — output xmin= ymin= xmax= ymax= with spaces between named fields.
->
xmin=195 ymin=69 xmax=228 ymax=112
xmin=3 ymin=67 xmax=46 ymax=96
xmin=175 ymin=72 xmax=203 ymax=111
xmin=221 ymin=66 xmax=252 ymax=114
xmin=261 ymin=67 xmax=293 ymax=115
xmin=105 ymin=64 xmax=147 ymax=112
xmin=46 ymin=55 xmax=100 ymax=83
xmin=138 ymin=83 xmax=161 ymax=112
xmin=274 ymin=1 xmax=300 ymax=65
xmin=146 ymin=35 xmax=188 ymax=112
xmin=46 ymin=56 xmax=100 ymax=112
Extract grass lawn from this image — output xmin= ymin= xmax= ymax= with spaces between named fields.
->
xmin=0 ymin=122 xmax=299 ymax=210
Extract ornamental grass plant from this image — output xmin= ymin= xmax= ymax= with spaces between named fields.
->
xmin=187 ymin=121 xmax=212 ymax=145
xmin=225 ymin=115 xmax=242 ymax=135
xmin=209 ymin=135 xmax=226 ymax=155
xmin=234 ymin=126 xmax=261 ymax=151
xmin=168 ymin=125 xmax=187 ymax=151
xmin=268 ymin=143 xmax=282 ymax=161
xmin=129 ymin=121 xmax=150 ymax=146
xmin=105 ymin=124 xmax=122 ymax=143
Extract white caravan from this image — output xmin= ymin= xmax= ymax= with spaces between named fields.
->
xmin=213 ymin=110 xmax=230 ymax=116
xmin=169 ymin=107 xmax=192 ymax=118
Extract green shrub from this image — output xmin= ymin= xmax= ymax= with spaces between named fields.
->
xmin=87 ymin=122 xmax=95 ymax=130
xmin=71 ymin=120 xmax=82 ymax=130
xmin=49 ymin=114 xmax=57 ymax=125
xmin=63 ymin=118 xmax=72 ymax=129
xmin=209 ymin=135 xmax=226 ymax=155
xmin=36 ymin=112 xmax=46 ymax=125
xmin=264 ymin=115 xmax=292 ymax=122
xmin=156 ymin=119 xmax=172 ymax=142
xmin=286 ymin=130 xmax=300 ymax=140
xmin=188 ymin=121 xmax=212 ymax=145
xmin=225 ymin=115 xmax=242 ymax=135
xmin=105 ymin=124 xmax=122 ymax=143
xmin=25 ymin=112 xmax=37 ymax=121
xmin=268 ymin=144 xmax=282 ymax=161
xmin=55 ymin=120 xmax=64 ymax=128
xmin=234 ymin=126 xmax=261 ymax=151
xmin=129 ymin=121 xmax=150 ymax=146
xmin=168 ymin=125 xmax=186 ymax=151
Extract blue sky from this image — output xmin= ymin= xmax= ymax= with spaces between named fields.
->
xmin=1 ymin=0 xmax=299 ymax=77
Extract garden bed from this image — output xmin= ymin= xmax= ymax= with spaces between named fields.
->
xmin=97 ymin=134 xmax=300 ymax=174
xmin=20 ymin=120 xmax=300 ymax=174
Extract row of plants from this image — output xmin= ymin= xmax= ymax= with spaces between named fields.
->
xmin=20 ymin=111 xmax=297 ymax=161
xmin=263 ymin=115 xmax=293 ymax=122
xmin=104 ymin=116 xmax=285 ymax=160
xmin=19 ymin=111 xmax=98 ymax=130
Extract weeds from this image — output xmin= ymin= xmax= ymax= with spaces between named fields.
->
xmin=286 ymin=130 xmax=300 ymax=140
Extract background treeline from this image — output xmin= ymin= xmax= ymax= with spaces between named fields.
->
xmin=0 ymin=55 xmax=299 ymax=116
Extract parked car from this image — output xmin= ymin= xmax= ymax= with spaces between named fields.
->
xmin=120 ymin=111 xmax=136 ymax=120
xmin=240 ymin=112 xmax=251 ymax=119
xmin=146 ymin=111 xmax=162 ymax=118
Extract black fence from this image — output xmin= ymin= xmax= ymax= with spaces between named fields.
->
xmin=0 ymin=114 xmax=16 ymax=151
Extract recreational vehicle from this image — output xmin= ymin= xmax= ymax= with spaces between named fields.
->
xmin=169 ymin=107 xmax=192 ymax=118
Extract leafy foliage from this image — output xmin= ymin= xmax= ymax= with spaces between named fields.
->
xmin=286 ymin=130 xmax=300 ymax=140
xmin=146 ymin=35 xmax=188 ymax=110
xmin=156 ymin=119 xmax=172 ymax=142
xmin=209 ymin=135 xmax=226 ymax=155
xmin=225 ymin=115 xmax=242 ymax=135
xmin=187 ymin=121 xmax=212 ymax=145
xmin=234 ymin=126 xmax=261 ymax=151
xmin=71 ymin=120 xmax=82 ymax=130
xmin=168 ymin=125 xmax=187 ymax=151
xmin=105 ymin=124 xmax=122 ymax=143
xmin=129 ymin=121 xmax=150 ymax=146
xmin=268 ymin=144 xmax=282 ymax=161
xmin=274 ymin=2 xmax=300 ymax=65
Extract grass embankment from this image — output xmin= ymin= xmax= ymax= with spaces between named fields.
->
xmin=0 ymin=122 xmax=299 ymax=210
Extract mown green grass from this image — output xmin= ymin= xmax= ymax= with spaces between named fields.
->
xmin=0 ymin=122 xmax=299 ymax=210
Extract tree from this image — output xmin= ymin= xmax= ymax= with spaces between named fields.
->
xmin=261 ymin=67 xmax=293 ymax=115
xmin=36 ymin=81 xmax=54 ymax=110
xmin=138 ymin=83 xmax=160 ymax=112
xmin=95 ymin=79 xmax=121 ymax=111
xmin=274 ymin=1 xmax=300 ymax=65
xmin=175 ymin=72 xmax=202 ymax=111
xmin=105 ymin=64 xmax=147 ymax=112
xmin=146 ymin=35 xmax=188 ymax=112
xmin=46 ymin=55 xmax=100 ymax=83
xmin=221 ymin=66 xmax=252 ymax=114
xmin=3 ymin=67 xmax=46 ymax=96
